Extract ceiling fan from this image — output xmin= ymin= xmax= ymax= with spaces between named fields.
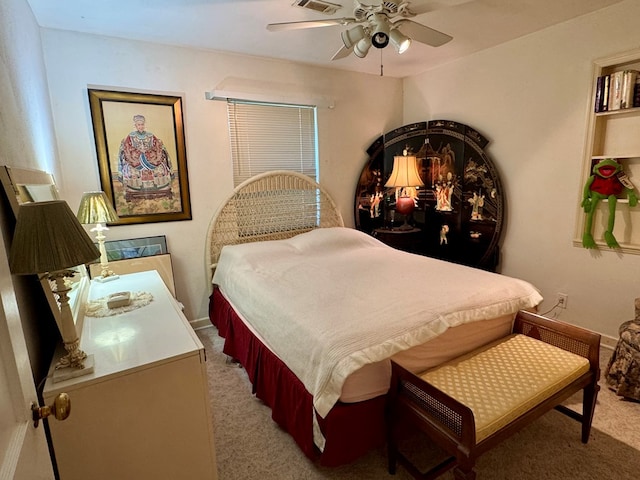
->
xmin=266 ymin=1 xmax=453 ymax=60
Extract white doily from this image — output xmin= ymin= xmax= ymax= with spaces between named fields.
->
xmin=84 ymin=291 xmax=154 ymax=317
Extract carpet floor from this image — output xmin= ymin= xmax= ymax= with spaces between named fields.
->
xmin=196 ymin=326 xmax=639 ymax=480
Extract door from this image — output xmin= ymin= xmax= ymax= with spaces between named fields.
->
xmin=0 ymin=231 xmax=54 ymax=479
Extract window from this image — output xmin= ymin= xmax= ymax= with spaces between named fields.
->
xmin=227 ymin=100 xmax=318 ymax=187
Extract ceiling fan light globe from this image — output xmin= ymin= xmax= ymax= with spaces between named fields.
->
xmin=371 ymin=31 xmax=389 ymax=49
xmin=341 ymin=25 xmax=366 ymax=49
xmin=370 ymin=13 xmax=390 ymax=49
xmin=353 ymin=36 xmax=372 ymax=58
xmin=390 ymin=29 xmax=411 ymax=54
xmin=398 ymin=38 xmax=411 ymax=53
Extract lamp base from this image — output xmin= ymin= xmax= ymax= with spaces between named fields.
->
xmin=394 ymin=221 xmax=415 ymax=231
xmin=53 ymin=354 xmax=95 ymax=383
xmin=94 ymin=274 xmax=119 ymax=283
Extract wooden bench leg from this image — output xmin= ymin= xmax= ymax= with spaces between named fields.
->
xmin=581 ymin=382 xmax=600 ymax=443
xmin=387 ymin=422 xmax=458 ymax=479
xmin=453 ymin=458 xmax=476 ymax=480
xmin=388 ymin=439 xmax=398 ymax=475
xmin=555 ymin=380 xmax=601 ymax=444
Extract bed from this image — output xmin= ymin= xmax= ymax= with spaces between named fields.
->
xmin=206 ymin=171 xmax=543 ymax=466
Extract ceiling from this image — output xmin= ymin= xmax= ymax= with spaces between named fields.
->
xmin=26 ymin=0 xmax=622 ymax=78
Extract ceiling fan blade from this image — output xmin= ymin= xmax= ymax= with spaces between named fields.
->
xmin=395 ymin=19 xmax=452 ymax=47
xmin=267 ymin=17 xmax=356 ymax=32
xmin=331 ymin=44 xmax=352 ymax=61
xmin=403 ymin=0 xmax=474 ymax=16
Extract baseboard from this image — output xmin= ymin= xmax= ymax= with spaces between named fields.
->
xmin=190 ymin=317 xmax=214 ymax=331
xmin=600 ymin=333 xmax=617 ymax=351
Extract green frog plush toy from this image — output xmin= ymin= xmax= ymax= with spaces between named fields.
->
xmin=582 ymin=158 xmax=638 ymax=249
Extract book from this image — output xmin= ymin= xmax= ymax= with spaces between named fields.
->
xmin=602 ymin=74 xmax=610 ymax=111
xmin=608 ymin=71 xmax=624 ymax=110
xmin=620 ymin=70 xmax=639 ymax=109
xmin=594 ymin=75 xmax=606 ymax=112
xmin=634 ymin=75 xmax=640 ymax=108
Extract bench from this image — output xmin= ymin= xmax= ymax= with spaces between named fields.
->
xmin=387 ymin=310 xmax=601 ymax=480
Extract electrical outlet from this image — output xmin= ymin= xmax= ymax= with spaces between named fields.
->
xmin=557 ymin=293 xmax=568 ymax=309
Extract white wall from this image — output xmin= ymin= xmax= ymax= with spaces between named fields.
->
xmin=41 ymin=29 xmax=403 ymax=323
xmin=0 ymin=0 xmax=64 ymax=381
xmin=403 ymin=0 xmax=640 ymax=340
xmin=0 ymin=0 xmax=57 ymax=176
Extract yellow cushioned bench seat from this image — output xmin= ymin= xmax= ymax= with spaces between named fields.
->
xmin=419 ymin=333 xmax=590 ymax=443
xmin=387 ymin=311 xmax=601 ymax=480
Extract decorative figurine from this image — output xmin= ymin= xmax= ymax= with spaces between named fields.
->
xmin=468 ymin=191 xmax=485 ymax=220
xmin=369 ymin=191 xmax=382 ymax=218
xmin=435 ymin=172 xmax=454 ymax=211
xmin=440 ymin=224 xmax=450 ymax=245
xmin=582 ymin=158 xmax=638 ymax=248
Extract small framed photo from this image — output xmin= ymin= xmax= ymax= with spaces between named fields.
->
xmin=99 ymin=235 xmax=168 ymax=262
xmin=88 ymin=89 xmax=192 ymax=225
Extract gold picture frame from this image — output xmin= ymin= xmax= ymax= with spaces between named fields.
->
xmin=88 ymin=89 xmax=192 ymax=225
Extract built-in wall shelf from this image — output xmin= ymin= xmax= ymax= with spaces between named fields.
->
xmin=594 ymin=106 xmax=640 ymax=117
xmin=574 ymin=49 xmax=640 ymax=253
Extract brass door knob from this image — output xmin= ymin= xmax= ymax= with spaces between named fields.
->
xmin=32 ymin=393 xmax=71 ymax=428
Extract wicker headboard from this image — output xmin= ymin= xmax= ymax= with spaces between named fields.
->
xmin=206 ymin=170 xmax=344 ymax=282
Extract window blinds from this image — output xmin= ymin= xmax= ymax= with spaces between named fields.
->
xmin=227 ymin=100 xmax=318 ymax=187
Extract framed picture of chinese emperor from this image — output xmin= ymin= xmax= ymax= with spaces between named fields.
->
xmin=88 ymin=89 xmax=192 ymax=225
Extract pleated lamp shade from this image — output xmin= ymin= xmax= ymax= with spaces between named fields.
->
xmin=76 ymin=191 xmax=119 ymax=225
xmin=384 ymin=155 xmax=424 ymax=188
xmin=9 ymin=200 xmax=101 ymax=275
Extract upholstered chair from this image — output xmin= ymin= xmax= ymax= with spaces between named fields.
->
xmin=604 ymin=298 xmax=640 ymax=401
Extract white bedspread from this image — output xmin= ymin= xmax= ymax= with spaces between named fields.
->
xmin=213 ymin=227 xmax=542 ymax=419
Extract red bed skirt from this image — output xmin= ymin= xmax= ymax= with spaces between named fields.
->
xmin=209 ymin=288 xmax=387 ymax=466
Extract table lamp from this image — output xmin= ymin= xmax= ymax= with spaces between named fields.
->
xmin=77 ymin=191 xmax=120 ymax=282
xmin=9 ymin=200 xmax=100 ymax=381
xmin=385 ymin=153 xmax=424 ymax=230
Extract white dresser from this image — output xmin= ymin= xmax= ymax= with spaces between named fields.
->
xmin=43 ymin=270 xmax=217 ymax=480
